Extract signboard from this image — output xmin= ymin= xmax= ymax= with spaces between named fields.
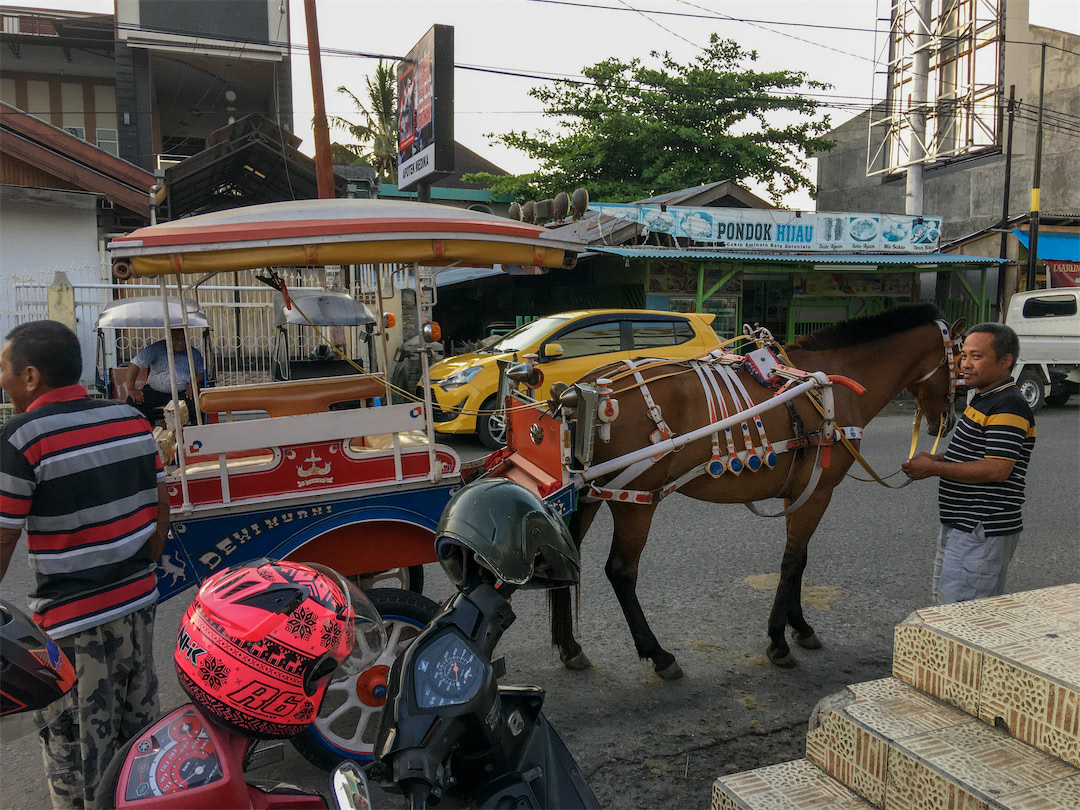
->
xmin=397 ymin=24 xmax=454 ymax=191
xmin=590 ymin=204 xmax=943 ymax=253
xmin=1048 ymin=261 xmax=1080 ymax=288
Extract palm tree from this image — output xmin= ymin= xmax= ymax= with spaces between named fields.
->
xmin=328 ymin=61 xmax=398 ymax=183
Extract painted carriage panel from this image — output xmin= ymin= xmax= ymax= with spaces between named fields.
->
xmin=156 ymin=482 xmax=458 ymax=601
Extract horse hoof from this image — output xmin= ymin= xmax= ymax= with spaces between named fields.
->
xmin=562 ymin=650 xmax=591 ymax=671
xmin=655 ymin=660 xmax=684 ymax=680
xmin=792 ymin=630 xmax=823 ymax=650
xmin=767 ymin=645 xmax=797 ymax=668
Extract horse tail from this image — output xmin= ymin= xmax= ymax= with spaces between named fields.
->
xmin=548 ymin=584 xmax=581 ymax=649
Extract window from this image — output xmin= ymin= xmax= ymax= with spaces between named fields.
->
xmin=632 ymin=319 xmax=695 ymax=350
xmin=63 ymin=126 xmax=86 ymax=141
xmin=1022 ymin=295 xmax=1077 ymax=319
xmin=549 ymin=322 xmax=622 ymax=359
xmin=96 ymin=128 xmax=119 ymax=156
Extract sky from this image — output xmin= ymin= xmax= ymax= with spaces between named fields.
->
xmin=14 ymin=0 xmax=1080 ymax=209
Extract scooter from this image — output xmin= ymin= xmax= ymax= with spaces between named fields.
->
xmin=369 ymin=478 xmax=600 ymax=810
xmin=96 ymin=559 xmax=388 ymax=810
xmin=95 ymin=478 xmax=595 ymax=810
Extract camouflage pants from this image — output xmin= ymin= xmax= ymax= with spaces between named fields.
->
xmin=39 ymin=605 xmax=160 ymax=810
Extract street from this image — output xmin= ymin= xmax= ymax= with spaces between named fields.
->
xmin=1 ymin=401 xmax=1077 ymax=809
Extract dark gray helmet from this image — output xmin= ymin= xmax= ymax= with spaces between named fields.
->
xmin=435 ymin=479 xmax=580 ymax=591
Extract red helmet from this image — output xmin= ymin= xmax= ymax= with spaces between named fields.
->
xmin=175 ymin=560 xmax=358 ymax=739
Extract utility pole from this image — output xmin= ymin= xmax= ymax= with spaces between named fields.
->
xmin=1025 ymin=43 xmax=1047 ymax=290
xmin=996 ymin=85 xmax=1017 ymax=317
xmin=905 ymin=0 xmax=933 ymax=217
xmin=304 ymin=0 xmax=335 ymax=199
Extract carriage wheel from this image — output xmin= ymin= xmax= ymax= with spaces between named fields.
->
xmin=290 ymin=588 xmax=440 ymax=770
xmin=477 ymin=395 xmax=507 ymax=450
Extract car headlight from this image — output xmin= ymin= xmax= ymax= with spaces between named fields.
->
xmin=439 ymin=366 xmax=483 ymax=390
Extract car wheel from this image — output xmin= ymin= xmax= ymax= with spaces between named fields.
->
xmin=290 ymin=588 xmax=440 ymax=770
xmin=1016 ymin=368 xmax=1045 ymax=413
xmin=477 ymin=395 xmax=507 ymax=450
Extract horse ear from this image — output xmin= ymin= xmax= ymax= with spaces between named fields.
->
xmin=950 ymin=318 xmax=967 ymax=337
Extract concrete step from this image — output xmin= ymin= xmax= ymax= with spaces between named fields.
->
xmin=805 ymin=676 xmax=1079 ymax=809
xmin=712 ymin=758 xmax=873 ymax=810
xmin=892 ymin=583 xmax=1080 ymax=767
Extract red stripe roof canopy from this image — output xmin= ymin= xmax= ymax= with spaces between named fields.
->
xmin=108 ymin=198 xmax=583 ymax=277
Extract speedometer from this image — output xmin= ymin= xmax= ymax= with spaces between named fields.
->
xmin=413 ymin=631 xmax=485 ymax=708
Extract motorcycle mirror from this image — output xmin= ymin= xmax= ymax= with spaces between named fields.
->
xmin=331 ymin=760 xmax=373 ymax=810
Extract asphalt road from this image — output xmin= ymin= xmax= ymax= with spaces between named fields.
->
xmin=1 ymin=400 xmax=1077 ymax=809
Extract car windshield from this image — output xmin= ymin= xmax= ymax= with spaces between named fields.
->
xmin=484 ymin=315 xmax=576 ymax=353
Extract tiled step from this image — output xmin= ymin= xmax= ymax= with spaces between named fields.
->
xmin=712 ymin=758 xmax=873 ymax=810
xmin=892 ymin=583 xmax=1080 ymax=766
xmin=805 ymin=677 xmax=1080 ymax=809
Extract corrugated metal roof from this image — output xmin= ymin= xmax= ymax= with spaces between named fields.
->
xmin=1011 ymin=230 xmax=1080 ymax=262
xmin=590 ymin=246 xmax=1003 ymax=264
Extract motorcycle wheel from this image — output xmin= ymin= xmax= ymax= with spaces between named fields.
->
xmin=291 ymin=588 xmax=440 ymax=770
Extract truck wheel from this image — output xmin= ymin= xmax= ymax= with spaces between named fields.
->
xmin=290 ymin=588 xmax=440 ymax=770
xmin=477 ymin=395 xmax=507 ymax=450
xmin=1045 ymin=391 xmax=1071 ymax=407
xmin=1016 ymin=368 xmax=1045 ymax=413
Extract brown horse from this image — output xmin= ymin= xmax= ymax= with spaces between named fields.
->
xmin=550 ymin=304 xmax=963 ymax=678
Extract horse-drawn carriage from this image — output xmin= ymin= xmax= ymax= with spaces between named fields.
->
xmin=105 ymin=198 xmax=583 ymax=765
xmin=105 ymin=198 xmax=962 ymax=767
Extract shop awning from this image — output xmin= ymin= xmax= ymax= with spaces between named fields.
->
xmin=589 ymin=247 xmax=1001 ymax=264
xmin=1011 ymin=230 xmax=1080 ymax=262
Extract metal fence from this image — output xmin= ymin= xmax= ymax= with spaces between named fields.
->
xmin=3 ymin=270 xmax=384 ymax=392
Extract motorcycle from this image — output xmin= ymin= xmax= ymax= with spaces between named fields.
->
xmin=97 ymin=559 xmax=388 ymax=810
xmin=370 ymin=478 xmax=600 ymax=809
xmin=91 ymin=478 xmax=595 ymax=810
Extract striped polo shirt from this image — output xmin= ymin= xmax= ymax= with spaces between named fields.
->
xmin=0 ymin=385 xmax=164 ymax=638
xmin=939 ymin=378 xmax=1036 ymax=537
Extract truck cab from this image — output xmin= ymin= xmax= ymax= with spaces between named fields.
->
xmin=1005 ymin=288 xmax=1080 ymax=412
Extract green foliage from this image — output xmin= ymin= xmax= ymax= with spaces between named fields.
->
xmin=328 ymin=61 xmax=398 ymax=183
xmin=464 ymin=36 xmax=834 ymax=204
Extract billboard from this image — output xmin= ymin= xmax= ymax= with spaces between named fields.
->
xmin=589 ymin=204 xmax=944 ymax=253
xmin=397 ymin=25 xmax=454 ymax=191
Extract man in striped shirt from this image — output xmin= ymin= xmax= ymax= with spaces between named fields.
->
xmin=902 ymin=323 xmax=1036 ymax=604
xmin=1 ymin=320 xmax=169 ymax=810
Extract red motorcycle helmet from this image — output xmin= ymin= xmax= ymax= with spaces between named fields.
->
xmin=175 ymin=559 xmax=359 ymax=739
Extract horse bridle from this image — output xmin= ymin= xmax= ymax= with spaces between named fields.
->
xmin=908 ymin=319 xmax=961 ymax=459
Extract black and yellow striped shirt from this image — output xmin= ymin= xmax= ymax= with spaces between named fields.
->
xmin=939 ymin=378 xmax=1036 ymax=536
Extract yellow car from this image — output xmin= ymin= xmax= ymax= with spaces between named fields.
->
xmin=425 ymin=309 xmax=722 ymax=448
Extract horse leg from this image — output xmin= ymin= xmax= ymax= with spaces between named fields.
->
xmin=551 ymin=500 xmax=601 ymax=670
xmin=605 ymin=502 xmax=683 ymax=680
xmin=766 ymin=490 xmax=833 ymax=668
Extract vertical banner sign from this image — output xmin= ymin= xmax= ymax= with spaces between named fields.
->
xmin=397 ymin=25 xmax=454 ymax=191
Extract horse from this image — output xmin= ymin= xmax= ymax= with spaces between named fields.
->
xmin=549 ymin=303 xmax=963 ymax=678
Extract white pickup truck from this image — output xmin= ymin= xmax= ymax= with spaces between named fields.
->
xmin=1006 ymin=288 xmax=1080 ymax=412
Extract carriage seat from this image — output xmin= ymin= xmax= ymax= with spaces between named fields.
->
xmin=199 ymin=375 xmax=386 ymax=418
xmin=179 ymin=449 xmax=277 ymax=475
xmin=348 ymin=430 xmax=430 ymax=452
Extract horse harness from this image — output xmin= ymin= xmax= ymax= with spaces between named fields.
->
xmin=581 ymin=320 xmax=958 ymax=513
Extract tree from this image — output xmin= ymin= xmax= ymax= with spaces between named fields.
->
xmin=465 ymin=36 xmax=835 ymax=204
xmin=328 ymin=60 xmax=398 ymax=183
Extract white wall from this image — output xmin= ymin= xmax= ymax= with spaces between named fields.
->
xmin=0 ymin=188 xmax=104 ymax=384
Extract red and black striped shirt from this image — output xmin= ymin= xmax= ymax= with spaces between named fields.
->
xmin=1 ymin=386 xmax=163 ymax=638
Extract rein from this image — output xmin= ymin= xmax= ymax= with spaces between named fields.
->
xmin=842 ymin=319 xmax=959 ymax=487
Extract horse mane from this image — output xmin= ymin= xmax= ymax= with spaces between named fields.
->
xmin=785 ymin=303 xmax=945 ymax=352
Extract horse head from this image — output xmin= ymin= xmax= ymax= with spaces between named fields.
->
xmin=908 ymin=318 xmax=965 ymax=437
